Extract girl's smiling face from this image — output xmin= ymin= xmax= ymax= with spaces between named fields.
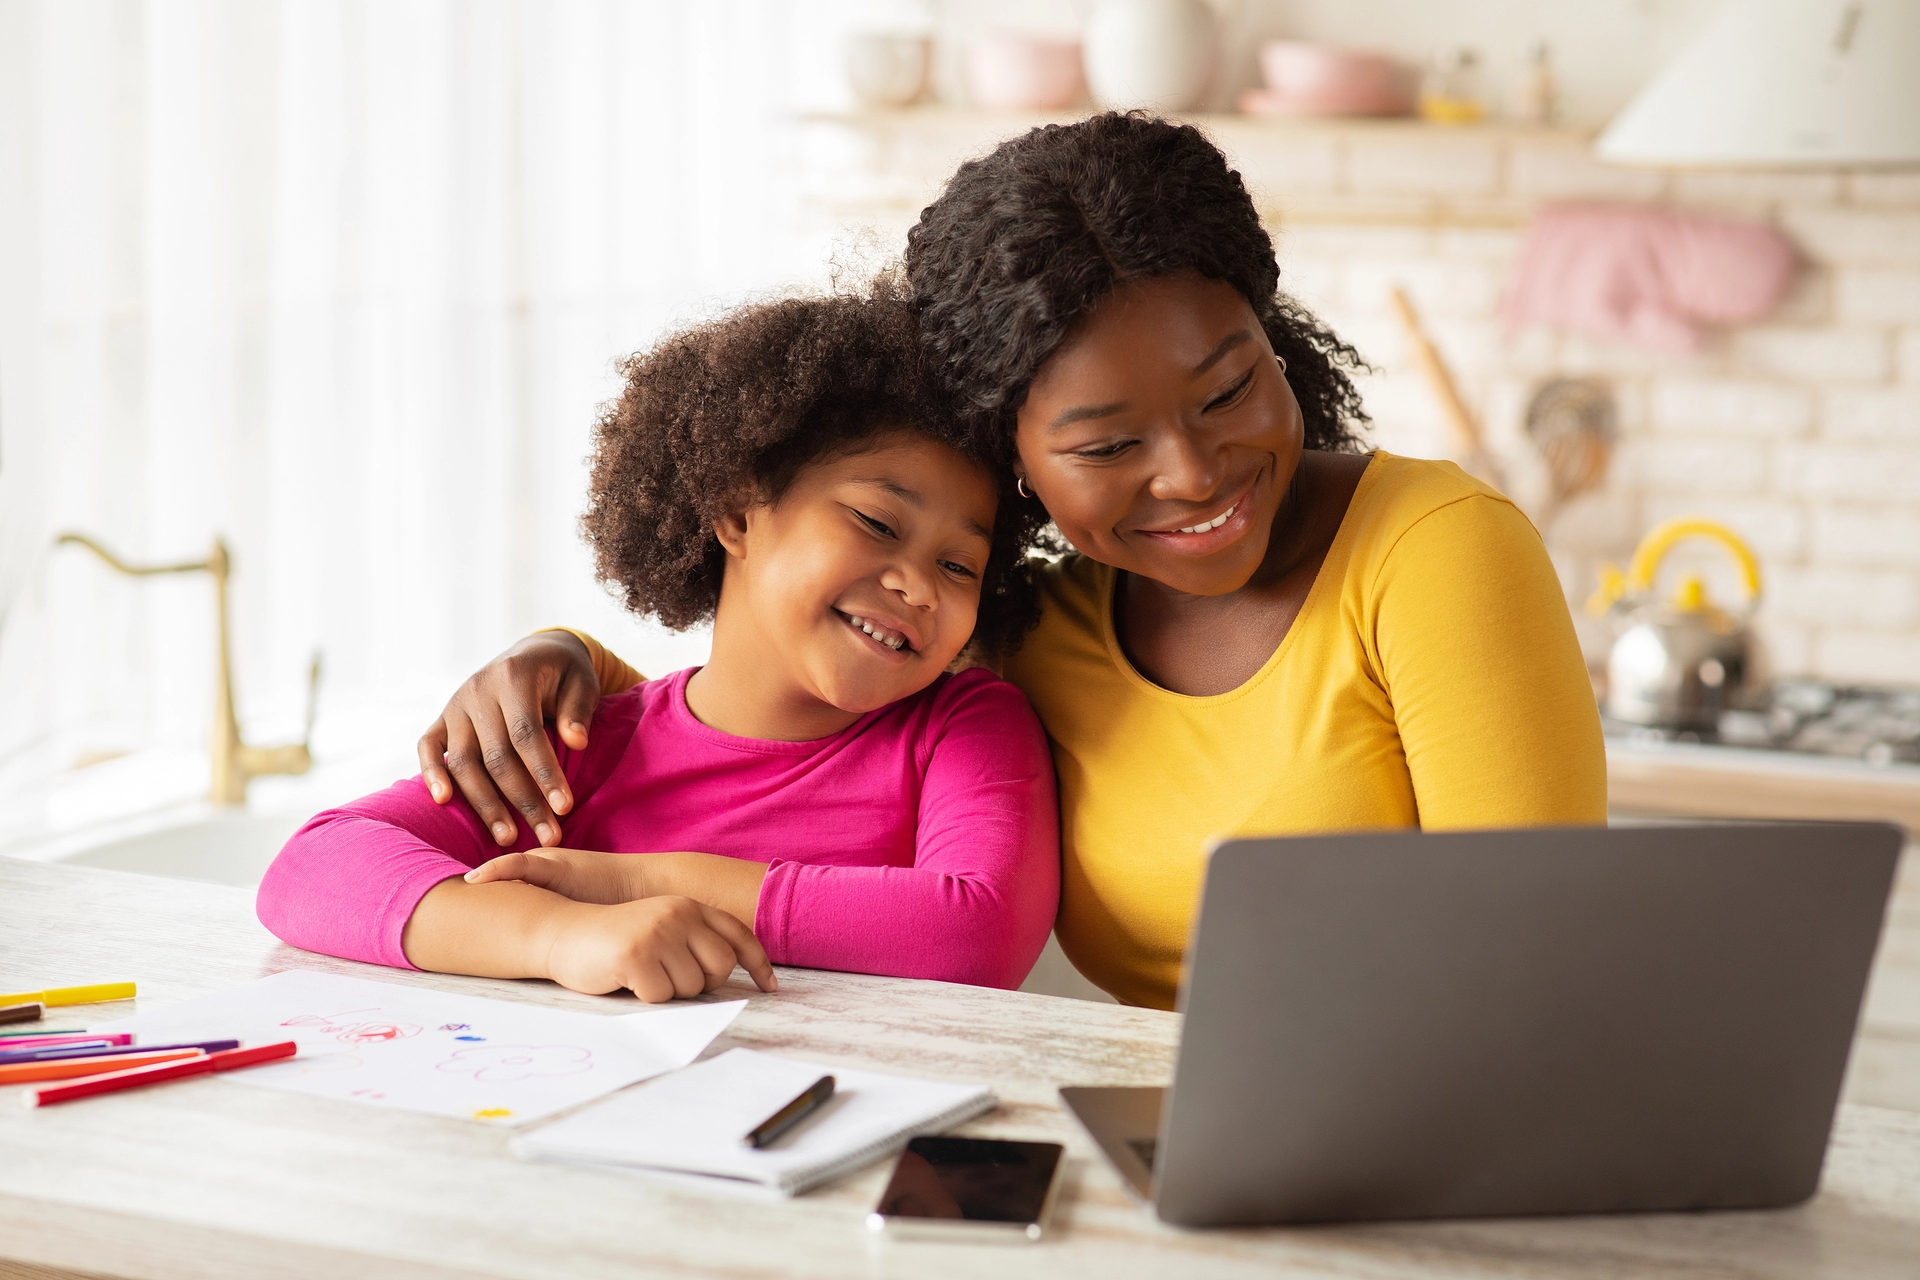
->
xmin=1012 ymin=271 xmax=1306 ymax=599
xmin=707 ymin=432 xmax=997 ymax=731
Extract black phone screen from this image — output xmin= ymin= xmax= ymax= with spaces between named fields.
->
xmin=875 ymin=1136 xmax=1064 ymax=1224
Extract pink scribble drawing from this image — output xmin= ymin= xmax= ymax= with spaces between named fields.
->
xmin=434 ymin=1044 xmax=594 ymax=1083
xmin=281 ymin=1007 xmax=422 ymax=1045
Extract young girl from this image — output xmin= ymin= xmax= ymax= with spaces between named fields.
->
xmin=256 ymin=290 xmax=1061 ymax=1002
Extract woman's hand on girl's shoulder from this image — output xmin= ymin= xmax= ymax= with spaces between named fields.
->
xmin=418 ymin=630 xmax=604 ymax=849
xmin=466 ymin=847 xmax=644 ymax=905
xmin=542 ymin=896 xmax=778 ymax=1003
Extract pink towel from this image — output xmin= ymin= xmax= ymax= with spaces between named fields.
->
xmin=1502 ymin=203 xmax=1797 ymax=353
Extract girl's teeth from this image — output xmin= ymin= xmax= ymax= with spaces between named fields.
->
xmin=847 ymin=614 xmax=906 ymax=651
xmin=1176 ymin=502 xmax=1237 ymax=535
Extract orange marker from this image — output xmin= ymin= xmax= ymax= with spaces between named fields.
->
xmin=0 ymin=1048 xmax=204 ymax=1085
xmin=27 ymin=1041 xmax=297 ymax=1108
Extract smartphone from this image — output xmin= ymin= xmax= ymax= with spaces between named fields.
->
xmin=867 ymin=1136 xmax=1065 ymax=1242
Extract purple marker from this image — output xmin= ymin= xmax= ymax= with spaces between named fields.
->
xmin=0 ymin=1039 xmax=241 ymax=1066
xmin=0 ymin=1039 xmax=112 ymax=1064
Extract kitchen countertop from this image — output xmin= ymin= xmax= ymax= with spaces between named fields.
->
xmin=3 ymin=859 xmax=1919 ymax=1280
xmin=1607 ymin=736 xmax=1920 ymax=831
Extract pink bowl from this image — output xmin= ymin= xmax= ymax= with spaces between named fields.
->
xmin=967 ymin=35 xmax=1085 ymax=111
xmin=1254 ymin=41 xmax=1414 ymax=117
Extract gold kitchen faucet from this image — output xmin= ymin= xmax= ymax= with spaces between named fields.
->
xmin=55 ymin=532 xmax=318 ymax=804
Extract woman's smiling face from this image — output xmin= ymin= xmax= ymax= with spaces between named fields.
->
xmin=1013 ymin=271 xmax=1306 ymax=598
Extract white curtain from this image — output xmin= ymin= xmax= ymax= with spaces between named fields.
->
xmin=0 ymin=0 xmax=840 ymax=777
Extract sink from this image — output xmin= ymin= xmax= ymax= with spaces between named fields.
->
xmin=2 ymin=735 xmax=424 ymax=889
xmin=53 ymin=812 xmax=310 ymax=887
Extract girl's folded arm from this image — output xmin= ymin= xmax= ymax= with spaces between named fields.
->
xmin=754 ymin=674 xmax=1061 ymax=990
xmin=256 ymin=772 xmax=555 ymax=970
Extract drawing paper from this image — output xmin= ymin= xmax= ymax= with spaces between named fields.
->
xmin=98 ymin=970 xmax=742 ymax=1126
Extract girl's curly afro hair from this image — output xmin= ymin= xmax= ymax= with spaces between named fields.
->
xmin=581 ymin=285 xmax=1050 ymax=659
xmin=905 ymin=111 xmax=1370 ymax=472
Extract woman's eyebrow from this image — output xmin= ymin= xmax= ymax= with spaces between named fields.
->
xmin=1050 ymin=401 xmax=1128 ymax=431
xmin=1047 ymin=331 xmax=1255 ymax=431
xmin=1191 ymin=330 xmax=1252 ymax=377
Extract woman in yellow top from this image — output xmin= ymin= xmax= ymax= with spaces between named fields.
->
xmin=415 ymin=114 xmax=1605 ymax=1011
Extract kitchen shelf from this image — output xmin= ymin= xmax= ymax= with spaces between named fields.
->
xmin=796 ymin=107 xmax=1622 ymax=231
xmin=798 ymin=105 xmax=1593 ymax=144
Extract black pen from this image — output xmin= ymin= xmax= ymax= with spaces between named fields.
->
xmin=742 ymin=1075 xmax=835 ymax=1149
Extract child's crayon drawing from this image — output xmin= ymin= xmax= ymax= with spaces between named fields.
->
xmin=436 ymin=1044 xmax=593 ymax=1083
xmin=281 ymin=1008 xmax=422 ymax=1045
xmin=99 ymin=970 xmax=746 ymax=1128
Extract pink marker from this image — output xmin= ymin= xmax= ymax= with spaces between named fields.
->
xmin=0 ymin=1033 xmax=133 ymax=1052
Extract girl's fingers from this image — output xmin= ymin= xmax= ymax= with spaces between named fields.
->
xmin=685 ymin=927 xmax=747 ymax=991
xmin=417 ymin=719 xmax=454 ymax=804
xmin=700 ymin=906 xmax=778 ymax=992
xmin=443 ymin=713 xmax=519 ymax=846
xmin=626 ymin=961 xmax=677 ymax=1005
xmin=470 ymin=700 xmax=559 ymax=847
xmin=659 ymin=948 xmax=711 ymax=1001
xmin=465 ymin=851 xmax=558 ymax=888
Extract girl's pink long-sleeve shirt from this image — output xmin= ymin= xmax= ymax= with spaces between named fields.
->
xmin=256 ymin=667 xmax=1060 ymax=990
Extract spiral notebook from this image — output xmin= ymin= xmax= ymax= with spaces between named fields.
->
xmin=513 ymin=1048 xmax=996 ymax=1196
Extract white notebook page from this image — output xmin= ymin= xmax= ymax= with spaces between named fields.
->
xmin=514 ymin=1047 xmax=995 ymax=1195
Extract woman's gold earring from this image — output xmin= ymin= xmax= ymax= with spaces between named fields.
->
xmin=1016 ymin=476 xmax=1031 ymax=499
xmin=1276 ymin=355 xmax=1288 ymax=373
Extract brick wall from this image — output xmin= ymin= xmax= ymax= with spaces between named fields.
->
xmin=797 ymin=113 xmax=1920 ymax=685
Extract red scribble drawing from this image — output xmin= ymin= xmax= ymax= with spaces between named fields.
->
xmin=281 ymin=1006 xmax=423 ymax=1045
xmin=434 ymin=1044 xmax=594 ymax=1083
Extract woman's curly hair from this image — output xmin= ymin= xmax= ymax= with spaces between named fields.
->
xmin=582 ymin=286 xmax=1050 ymax=659
xmin=906 ymin=112 xmax=1370 ymax=475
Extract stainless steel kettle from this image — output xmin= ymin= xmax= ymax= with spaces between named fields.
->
xmin=1588 ymin=519 xmax=1762 ymax=732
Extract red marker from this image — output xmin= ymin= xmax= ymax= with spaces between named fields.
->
xmin=0 ymin=1048 xmax=205 ymax=1086
xmin=27 ymin=1041 xmax=298 ymax=1108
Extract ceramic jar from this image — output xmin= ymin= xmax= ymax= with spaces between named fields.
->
xmin=1083 ymin=0 xmax=1217 ymax=112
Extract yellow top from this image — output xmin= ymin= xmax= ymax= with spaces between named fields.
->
xmin=1003 ymin=452 xmax=1606 ymax=1009
xmin=569 ymin=451 xmax=1605 ymax=1011
xmin=551 ymin=628 xmax=646 ymax=696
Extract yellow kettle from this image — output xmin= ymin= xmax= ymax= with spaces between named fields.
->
xmin=1588 ymin=519 xmax=1761 ymax=731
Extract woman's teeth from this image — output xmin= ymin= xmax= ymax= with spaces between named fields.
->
xmin=1176 ymin=501 xmax=1238 ymax=534
xmin=846 ymin=614 xmax=908 ymax=651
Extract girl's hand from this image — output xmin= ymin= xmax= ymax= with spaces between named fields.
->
xmin=466 ymin=847 xmax=644 ymax=905
xmin=417 ymin=631 xmax=602 ymax=849
xmin=543 ymin=897 xmax=778 ymax=1003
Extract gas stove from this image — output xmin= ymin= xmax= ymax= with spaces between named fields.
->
xmin=1606 ymin=681 xmax=1920 ymax=767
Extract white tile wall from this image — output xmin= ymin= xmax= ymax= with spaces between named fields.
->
xmin=799 ymin=113 xmax=1920 ymax=686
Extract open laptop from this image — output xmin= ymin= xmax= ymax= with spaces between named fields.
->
xmin=1060 ymin=822 xmax=1902 ymax=1227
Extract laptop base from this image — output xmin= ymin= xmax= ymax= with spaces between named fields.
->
xmin=1058 ymin=1085 xmax=1162 ymax=1201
